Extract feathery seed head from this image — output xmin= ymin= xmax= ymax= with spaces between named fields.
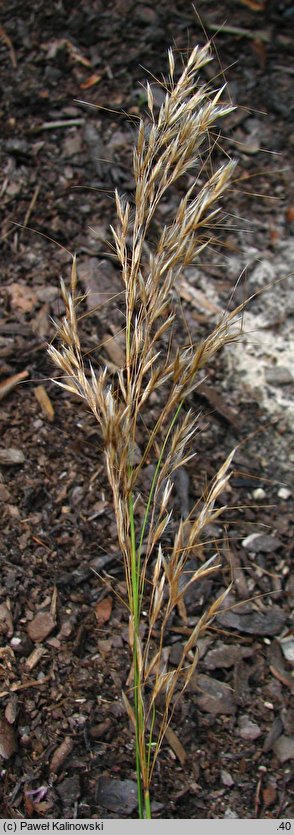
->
xmin=49 ymin=43 xmax=244 ymax=799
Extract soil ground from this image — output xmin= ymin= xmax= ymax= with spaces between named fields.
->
xmin=0 ymin=0 xmax=294 ymax=820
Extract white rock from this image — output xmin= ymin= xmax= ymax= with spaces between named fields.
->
xmin=224 ymin=807 xmax=239 ymax=819
xmin=252 ymin=488 xmax=266 ymax=500
xmin=278 ymin=487 xmax=292 ymax=500
xmin=242 ymin=533 xmax=261 ymax=549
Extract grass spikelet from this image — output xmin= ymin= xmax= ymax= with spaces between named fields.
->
xmin=49 ymin=42 xmax=245 ymax=817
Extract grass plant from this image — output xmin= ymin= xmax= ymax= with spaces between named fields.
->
xmin=49 ymin=42 xmax=246 ymax=818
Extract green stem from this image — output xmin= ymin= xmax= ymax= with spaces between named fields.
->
xmin=147 ymin=703 xmax=156 ymax=774
xmin=129 ymin=492 xmax=139 ymax=629
xmin=128 ymin=405 xmax=185 ymax=815
xmin=128 ymin=494 xmax=143 ymax=816
xmin=128 ymin=399 xmax=184 ymax=817
xmin=144 ymin=789 xmax=152 ymax=819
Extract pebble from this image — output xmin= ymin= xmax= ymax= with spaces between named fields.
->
xmin=278 ymin=487 xmax=291 ymax=500
xmin=224 ymin=807 xmax=239 ymax=818
xmin=263 ymin=717 xmax=284 ymax=753
xmin=7 ymin=138 xmax=29 ymax=155
xmin=242 ymin=532 xmax=282 ymax=553
xmin=134 ymin=5 xmax=158 ymax=24
xmin=63 ymin=132 xmax=82 ymax=158
xmin=278 ymin=635 xmax=294 ymax=663
xmin=57 ymin=775 xmax=81 ymax=807
xmin=169 ymin=642 xmax=184 ymax=666
xmin=238 ymin=715 xmax=261 ymax=741
xmin=10 ymin=634 xmax=33 ymax=656
xmin=0 ymin=602 xmax=14 ymax=637
xmin=0 ymin=483 xmax=11 ymax=501
xmin=27 ymin=611 xmax=56 ymax=643
xmin=0 ymin=448 xmax=25 ymax=466
xmin=205 ymin=642 xmax=253 ymax=670
xmin=221 ymin=769 xmax=234 ymax=787
xmin=191 ymin=674 xmax=236 ymax=715
xmin=218 ymin=603 xmax=286 ymax=636
xmin=5 ymin=695 xmax=18 ymax=725
xmin=273 ymin=734 xmax=294 ymax=763
xmin=97 ymin=777 xmax=138 ymax=815
xmin=252 ymin=488 xmax=266 ymax=500
xmin=265 ymin=366 xmax=293 ymax=386
xmin=281 ymin=708 xmax=294 ymax=736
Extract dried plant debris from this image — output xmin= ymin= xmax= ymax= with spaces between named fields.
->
xmin=0 ymin=717 xmax=17 ymax=760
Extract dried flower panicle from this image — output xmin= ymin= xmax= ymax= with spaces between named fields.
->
xmin=49 ymin=42 xmax=242 ymax=810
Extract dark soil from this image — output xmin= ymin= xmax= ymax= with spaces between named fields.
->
xmin=0 ymin=0 xmax=294 ymax=820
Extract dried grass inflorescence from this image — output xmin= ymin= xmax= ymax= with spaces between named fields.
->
xmin=49 ymin=42 xmax=242 ymax=816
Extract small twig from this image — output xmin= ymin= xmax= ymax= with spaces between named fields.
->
xmin=274 ymin=64 xmax=294 ymax=77
xmin=32 ymin=118 xmax=85 ymax=132
xmin=50 ymin=586 xmax=58 ymax=619
xmin=0 ymin=674 xmax=51 ymax=697
xmin=205 ymin=21 xmax=271 ymax=43
xmin=0 ymin=370 xmax=29 ymax=402
xmin=23 ymin=184 xmax=40 ymax=229
xmin=0 ymin=226 xmax=15 ymax=243
xmin=0 ymin=177 xmax=9 ymax=199
xmin=1 ymin=185 xmax=39 ymax=242
xmin=0 ymin=25 xmax=17 ymax=68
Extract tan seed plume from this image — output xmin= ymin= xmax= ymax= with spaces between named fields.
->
xmin=49 ymin=42 xmax=244 ymax=814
